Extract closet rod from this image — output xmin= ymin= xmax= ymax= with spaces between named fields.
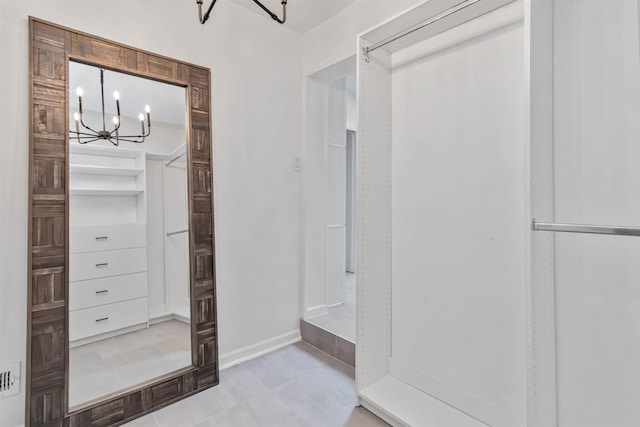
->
xmin=532 ymin=221 xmax=640 ymax=237
xmin=167 ymin=229 xmax=189 ymax=237
xmin=362 ymin=0 xmax=480 ymax=61
xmin=166 ymin=151 xmax=187 ymax=167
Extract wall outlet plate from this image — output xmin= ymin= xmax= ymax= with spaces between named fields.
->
xmin=0 ymin=362 xmax=20 ymax=398
xmin=294 ymin=156 xmax=303 ymax=171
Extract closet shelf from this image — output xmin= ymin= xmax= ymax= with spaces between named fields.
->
xmin=70 ymin=188 xmax=144 ymax=197
xmin=70 ymin=164 xmax=144 ymax=177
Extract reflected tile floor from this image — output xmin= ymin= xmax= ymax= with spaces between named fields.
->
xmin=124 ymin=342 xmax=389 ymax=427
xmin=308 ymin=273 xmax=356 ymax=342
xmin=70 ymin=319 xmax=191 ymax=408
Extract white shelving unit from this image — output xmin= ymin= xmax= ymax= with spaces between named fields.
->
xmin=355 ymin=1 xmax=554 ymax=426
xmin=69 ymin=145 xmax=149 ymax=347
xmin=70 ymin=189 xmax=145 ymax=197
xmin=69 ymin=164 xmax=144 ymax=176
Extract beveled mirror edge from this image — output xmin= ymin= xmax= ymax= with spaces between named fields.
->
xmin=27 ymin=16 xmax=218 ymax=427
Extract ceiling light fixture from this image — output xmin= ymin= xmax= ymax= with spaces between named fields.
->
xmin=196 ymin=0 xmax=288 ymax=25
xmin=71 ymin=68 xmax=151 ymax=146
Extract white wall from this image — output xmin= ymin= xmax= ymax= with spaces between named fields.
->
xmin=302 ymin=0 xmax=423 ymax=75
xmin=0 ymin=1 xmax=302 ymax=426
xmin=553 ymin=1 xmax=640 ymax=426
xmin=390 ymin=6 xmax=526 ymax=425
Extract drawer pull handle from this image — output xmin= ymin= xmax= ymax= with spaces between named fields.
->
xmin=95 ymin=236 xmax=109 ymax=241
xmin=95 ymin=263 xmax=108 ymax=268
xmin=95 ymin=290 xmax=109 ymax=295
xmin=95 ymin=317 xmax=109 ymax=323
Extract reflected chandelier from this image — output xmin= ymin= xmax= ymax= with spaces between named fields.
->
xmin=71 ymin=68 xmax=151 ymax=146
xmin=196 ymin=0 xmax=287 ymax=25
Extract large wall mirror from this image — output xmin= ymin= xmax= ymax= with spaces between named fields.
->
xmin=27 ymin=18 xmax=218 ymax=426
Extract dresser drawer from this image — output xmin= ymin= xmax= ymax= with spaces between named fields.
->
xmin=70 ymin=224 xmax=146 ymax=254
xmin=70 ymin=272 xmax=148 ymax=311
xmin=70 ymin=247 xmax=147 ymax=282
xmin=69 ymin=297 xmax=148 ymax=342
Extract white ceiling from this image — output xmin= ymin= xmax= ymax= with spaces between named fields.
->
xmin=229 ymin=0 xmax=357 ymax=33
xmin=69 ymin=61 xmax=186 ymax=125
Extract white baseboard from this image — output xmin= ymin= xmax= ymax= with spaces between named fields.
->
xmin=359 ymin=375 xmax=489 ymax=427
xmin=306 ymin=304 xmax=328 ymax=319
xmin=390 ymin=358 xmax=524 ymax=427
xmin=219 ymin=329 xmax=301 ymax=370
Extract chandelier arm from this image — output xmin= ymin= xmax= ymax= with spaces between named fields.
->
xmin=71 ymin=130 xmax=102 ymax=137
xmin=252 ymin=0 xmax=287 ymax=24
xmin=113 ymin=136 xmax=146 ymax=144
xmin=78 ymin=114 xmax=102 ymax=136
xmin=105 ymin=134 xmax=146 ymax=139
xmin=196 ymin=0 xmax=219 ymax=24
xmin=76 ymin=137 xmax=102 ymax=145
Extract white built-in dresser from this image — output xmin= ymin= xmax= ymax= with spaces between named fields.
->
xmin=69 ymin=145 xmax=149 ymax=347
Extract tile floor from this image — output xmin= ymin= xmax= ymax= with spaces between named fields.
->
xmin=69 ymin=319 xmax=191 ymax=408
xmin=124 ymin=342 xmax=388 ymax=427
xmin=307 ymin=273 xmax=356 ymax=342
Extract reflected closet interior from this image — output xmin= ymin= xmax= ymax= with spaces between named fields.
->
xmin=68 ymin=61 xmax=191 ymax=408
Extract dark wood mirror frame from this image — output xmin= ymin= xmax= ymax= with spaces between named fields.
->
xmin=27 ymin=17 xmax=218 ymax=427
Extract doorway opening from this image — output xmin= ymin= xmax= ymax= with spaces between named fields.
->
xmin=301 ymin=58 xmax=357 ymax=365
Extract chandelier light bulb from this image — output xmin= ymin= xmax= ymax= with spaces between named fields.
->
xmin=76 ymin=87 xmax=83 ymax=97
xmin=113 ymin=91 xmax=120 ymax=100
xmin=73 ymin=112 xmax=80 ymax=121
xmin=139 ymin=113 xmax=145 ymax=121
xmin=145 ymin=105 xmax=150 ymax=113
xmin=112 ymin=116 xmax=119 ymax=125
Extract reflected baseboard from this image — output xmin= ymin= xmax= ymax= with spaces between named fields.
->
xmin=149 ymin=311 xmax=190 ymax=325
xmin=69 ymin=323 xmax=147 ymax=349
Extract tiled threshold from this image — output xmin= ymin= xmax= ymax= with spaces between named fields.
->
xmin=300 ymin=319 xmax=355 ymax=368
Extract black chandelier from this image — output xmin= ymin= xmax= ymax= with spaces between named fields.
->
xmin=71 ymin=68 xmax=151 ymax=146
xmin=196 ymin=0 xmax=288 ymax=25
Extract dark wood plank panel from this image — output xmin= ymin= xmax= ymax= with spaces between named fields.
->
xmin=196 ymin=366 xmax=218 ymax=388
xmin=32 ymin=49 xmax=66 ymax=86
xmin=194 ymin=254 xmax=214 ymax=281
xmin=32 ymin=267 xmax=65 ymax=311
xmin=191 ymin=85 xmax=210 ymax=113
xmin=191 ymin=165 xmax=212 ymax=195
xmin=193 ymin=195 xmax=212 ymax=214
xmin=30 ymin=387 xmax=65 ymax=426
xmin=33 ymin=102 xmax=65 ymax=139
xmin=191 ymin=129 xmax=211 ymax=161
xmin=28 ymin=17 xmax=217 ymax=427
xmin=30 ymin=360 xmax=65 ymax=392
xmin=34 ymin=139 xmax=67 ymax=155
xmin=147 ymin=55 xmax=178 ymax=80
xmin=189 ymin=68 xmax=209 ymax=89
xmin=191 ymin=110 xmax=209 ymax=130
xmin=193 ymin=212 xmax=213 ymax=239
